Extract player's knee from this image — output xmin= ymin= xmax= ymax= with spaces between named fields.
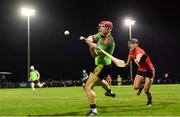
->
xmin=133 ymin=85 xmax=139 ymax=90
xmin=85 ymin=83 xmax=92 ymax=92
xmin=93 ymin=93 xmax=96 ymax=98
xmin=144 ymin=88 xmax=150 ymax=93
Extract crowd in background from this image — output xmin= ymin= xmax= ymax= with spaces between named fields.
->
xmin=0 ymin=74 xmax=180 ymax=88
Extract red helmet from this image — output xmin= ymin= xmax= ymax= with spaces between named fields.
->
xmin=99 ymin=20 xmax=113 ymax=29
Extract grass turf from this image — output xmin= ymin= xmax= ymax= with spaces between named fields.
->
xmin=0 ymin=84 xmax=180 ymax=116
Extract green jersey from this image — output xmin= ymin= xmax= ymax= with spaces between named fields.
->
xmin=93 ymin=33 xmax=115 ymax=65
xmin=117 ymin=77 xmax=122 ymax=81
xmin=83 ymin=73 xmax=88 ymax=80
xmin=30 ymin=70 xmax=40 ymax=81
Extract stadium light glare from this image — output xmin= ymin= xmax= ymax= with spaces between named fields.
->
xmin=124 ymin=19 xmax=135 ymax=26
xmin=124 ymin=18 xmax=136 ymax=81
xmin=21 ymin=8 xmax=36 ymax=16
xmin=21 ymin=7 xmax=36 ymax=81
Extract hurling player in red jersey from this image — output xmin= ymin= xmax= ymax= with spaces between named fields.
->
xmin=124 ymin=38 xmax=155 ymax=107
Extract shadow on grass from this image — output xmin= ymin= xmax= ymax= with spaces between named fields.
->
xmin=98 ymin=101 xmax=175 ymax=113
xmin=157 ymin=101 xmax=175 ymax=105
xmin=30 ymin=102 xmax=175 ymax=116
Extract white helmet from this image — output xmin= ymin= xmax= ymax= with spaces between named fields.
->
xmin=30 ymin=66 xmax=35 ymax=70
xmin=83 ymin=69 xmax=86 ymax=73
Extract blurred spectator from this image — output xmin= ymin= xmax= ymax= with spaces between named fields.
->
xmin=106 ymin=75 xmax=112 ymax=87
xmin=162 ymin=73 xmax=171 ymax=84
xmin=117 ymin=75 xmax=122 ymax=86
xmin=81 ymin=69 xmax=88 ymax=89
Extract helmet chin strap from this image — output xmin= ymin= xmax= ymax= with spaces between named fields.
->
xmin=100 ymin=32 xmax=110 ymax=38
xmin=105 ymin=27 xmax=111 ymax=36
xmin=106 ymin=32 xmax=111 ymax=36
xmin=129 ymin=46 xmax=137 ymax=50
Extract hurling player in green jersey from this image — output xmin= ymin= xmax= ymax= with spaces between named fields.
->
xmin=84 ymin=20 xmax=116 ymax=116
xmin=29 ymin=66 xmax=44 ymax=95
xmin=82 ymin=69 xmax=88 ymax=89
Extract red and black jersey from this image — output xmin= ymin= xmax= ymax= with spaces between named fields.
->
xmin=129 ymin=47 xmax=154 ymax=72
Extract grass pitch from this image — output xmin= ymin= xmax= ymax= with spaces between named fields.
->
xmin=0 ymin=84 xmax=180 ymax=116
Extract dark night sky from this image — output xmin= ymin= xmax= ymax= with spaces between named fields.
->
xmin=0 ymin=0 xmax=180 ymax=81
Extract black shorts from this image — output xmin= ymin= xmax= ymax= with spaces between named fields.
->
xmin=92 ymin=64 xmax=112 ymax=80
xmin=137 ymin=69 xmax=155 ymax=78
xmin=29 ymin=80 xmax=39 ymax=84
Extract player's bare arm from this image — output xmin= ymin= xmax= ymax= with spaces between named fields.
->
xmin=85 ymin=36 xmax=98 ymax=57
xmin=37 ymin=71 xmax=40 ymax=79
xmin=134 ymin=53 xmax=142 ymax=67
xmin=124 ymin=54 xmax=131 ymax=67
xmin=85 ymin=35 xmax=95 ymax=48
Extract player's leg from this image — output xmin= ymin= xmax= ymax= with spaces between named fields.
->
xmin=82 ymin=82 xmax=85 ymax=89
xmin=144 ymin=69 xmax=155 ymax=106
xmin=109 ymin=81 xmax=112 ymax=87
xmin=82 ymin=79 xmax=87 ymax=90
xmin=85 ymin=72 xmax=99 ymax=115
xmin=30 ymin=82 xmax=36 ymax=94
xmin=107 ymin=80 xmax=111 ymax=87
xmin=37 ymin=82 xmax=44 ymax=87
xmin=100 ymin=79 xmax=110 ymax=90
xmin=133 ymin=74 xmax=144 ymax=96
xmin=118 ymin=81 xmax=121 ymax=86
xmin=100 ymin=79 xmax=116 ymax=97
xmin=144 ymin=77 xmax=153 ymax=106
xmin=97 ymin=65 xmax=116 ymax=97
